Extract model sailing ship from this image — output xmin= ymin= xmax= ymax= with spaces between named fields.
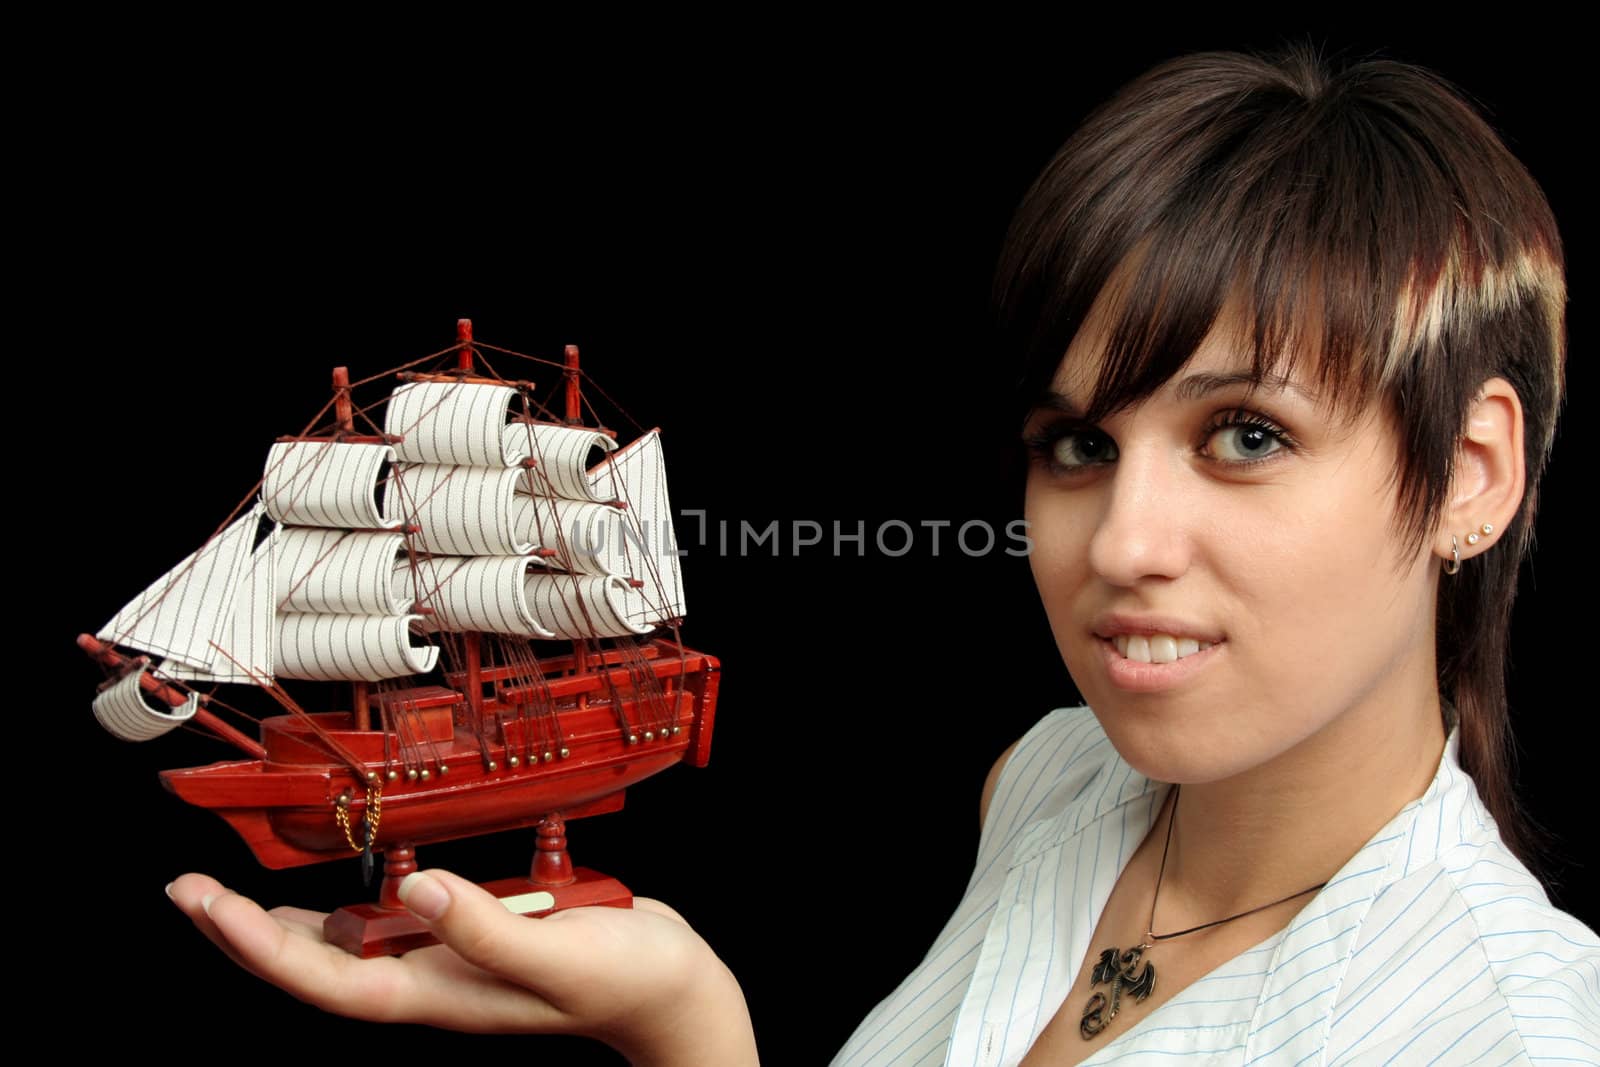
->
xmin=78 ymin=320 xmax=720 ymax=956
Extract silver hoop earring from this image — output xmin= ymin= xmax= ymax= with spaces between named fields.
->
xmin=1443 ymin=535 xmax=1461 ymax=576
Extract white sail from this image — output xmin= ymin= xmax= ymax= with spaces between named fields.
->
xmin=385 ymin=463 xmax=532 ymax=556
xmin=274 ymin=528 xmax=413 ymax=615
xmin=385 ymin=381 xmax=523 ymax=467
xmin=592 ymin=430 xmax=686 ymax=623
xmin=98 ymin=503 xmax=265 ymax=671
xmin=165 ymin=525 xmax=279 ymax=685
xmin=93 ymin=663 xmax=200 ymax=742
xmin=524 ymin=574 xmax=654 ymax=639
xmin=263 ymin=441 xmax=398 ymax=530
xmin=510 ymin=422 xmax=619 ymax=502
xmin=501 ymin=422 xmax=537 ymax=467
xmin=509 ymin=496 xmax=628 ymax=576
xmin=411 ymin=555 xmax=555 ymax=638
xmin=276 ymin=614 xmax=439 ymax=681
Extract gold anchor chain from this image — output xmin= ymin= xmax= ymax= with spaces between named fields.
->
xmin=333 ymin=782 xmax=383 ymax=852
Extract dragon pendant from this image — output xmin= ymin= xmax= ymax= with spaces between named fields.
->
xmin=1080 ymin=944 xmax=1157 ymax=1039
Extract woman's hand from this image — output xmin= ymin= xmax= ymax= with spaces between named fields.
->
xmin=166 ymin=871 xmax=758 ymax=1066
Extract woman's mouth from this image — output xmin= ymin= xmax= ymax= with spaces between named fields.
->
xmin=1097 ymin=634 xmax=1225 ymax=692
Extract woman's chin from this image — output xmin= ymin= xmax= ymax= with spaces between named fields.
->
xmin=1086 ymin=706 xmax=1271 ymax=786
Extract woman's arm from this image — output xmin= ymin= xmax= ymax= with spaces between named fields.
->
xmin=167 ymin=870 xmax=759 ymax=1066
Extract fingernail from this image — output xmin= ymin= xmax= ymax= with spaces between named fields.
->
xmin=397 ymin=872 xmax=450 ymax=921
xmin=201 ymin=892 xmax=217 ymax=916
xmin=164 ymin=882 xmax=175 ymax=901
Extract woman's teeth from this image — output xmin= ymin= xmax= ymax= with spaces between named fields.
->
xmin=1112 ymin=634 xmax=1215 ymax=663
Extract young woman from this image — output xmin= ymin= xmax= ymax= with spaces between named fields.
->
xmin=167 ymin=46 xmax=1597 ymax=1064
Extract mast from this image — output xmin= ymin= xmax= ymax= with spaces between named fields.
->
xmin=332 ymin=364 xmax=373 ymax=732
xmin=455 ymin=319 xmax=486 ymax=729
xmin=565 ymin=344 xmax=581 ymax=424
xmin=333 ymin=365 xmax=355 ymax=434
xmin=564 ymin=343 xmax=590 ymax=702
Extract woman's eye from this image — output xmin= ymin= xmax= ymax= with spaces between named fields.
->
xmin=1051 ymin=430 xmax=1118 ymax=469
xmin=1207 ymin=422 xmax=1285 ymax=463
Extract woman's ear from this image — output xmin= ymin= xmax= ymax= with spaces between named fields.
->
xmin=1439 ymin=377 xmax=1526 ymax=566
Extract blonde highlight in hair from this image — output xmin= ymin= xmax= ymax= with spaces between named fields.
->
xmin=995 ymin=43 xmax=1566 ymax=877
xmin=1384 ymin=243 xmax=1565 ymax=433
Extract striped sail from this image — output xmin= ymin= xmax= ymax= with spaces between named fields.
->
xmin=263 ymin=441 xmax=398 ymax=530
xmin=274 ymin=529 xmax=413 ymax=615
xmin=510 ymin=496 xmax=629 ymax=576
xmin=385 ymin=381 xmax=524 ymax=467
xmin=590 ymin=430 xmax=685 ymax=626
xmin=165 ymin=525 xmax=279 ymax=684
xmin=276 ymin=613 xmax=439 ymax=681
xmin=98 ymin=503 xmax=267 ymax=672
xmin=270 ymin=525 xmax=438 ymax=681
xmin=510 ymin=422 xmax=619 ymax=502
xmin=524 ymin=574 xmax=655 ymax=639
xmin=93 ymin=663 xmax=200 ymax=742
xmin=411 ymin=555 xmax=556 ymax=638
xmin=385 ymin=463 xmax=533 ymax=556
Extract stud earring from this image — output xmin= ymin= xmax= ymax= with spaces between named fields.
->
xmin=1443 ymin=535 xmax=1461 ymax=575
xmin=1466 ymin=521 xmax=1495 ymax=547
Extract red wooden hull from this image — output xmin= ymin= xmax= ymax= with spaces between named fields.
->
xmin=160 ymin=639 xmax=720 ymax=868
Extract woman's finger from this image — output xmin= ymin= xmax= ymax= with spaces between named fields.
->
xmin=199 ymin=884 xmax=421 ymax=1020
xmin=168 ymin=874 xmax=558 ymax=1032
xmin=167 ymin=873 xmax=271 ymax=980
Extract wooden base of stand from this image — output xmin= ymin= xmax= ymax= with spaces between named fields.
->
xmin=323 ymin=866 xmax=633 ymax=958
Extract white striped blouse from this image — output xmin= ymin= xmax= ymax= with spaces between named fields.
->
xmin=832 ymin=706 xmax=1600 ymax=1066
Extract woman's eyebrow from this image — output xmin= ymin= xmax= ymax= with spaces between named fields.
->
xmin=1175 ymin=370 xmax=1314 ymax=401
xmin=1026 ymin=390 xmax=1084 ymax=419
xmin=1028 ymin=370 xmax=1311 ymax=419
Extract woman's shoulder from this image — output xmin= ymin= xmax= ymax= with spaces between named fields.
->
xmin=1329 ymin=873 xmax=1598 ymax=1060
xmin=832 ymin=707 xmax=1122 ymax=1067
xmin=984 ymin=705 xmax=1112 ymax=811
xmin=1442 ymin=841 xmax=1600 ymax=1059
xmin=1001 ymin=704 xmax=1106 ymax=766
xmin=1327 ymin=802 xmax=1600 ymax=1060
xmin=973 ymin=705 xmax=1132 ymax=870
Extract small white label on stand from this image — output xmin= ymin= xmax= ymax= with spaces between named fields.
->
xmin=500 ymin=891 xmax=557 ymax=913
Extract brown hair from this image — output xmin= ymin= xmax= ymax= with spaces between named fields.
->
xmin=993 ymin=45 xmax=1566 ymax=875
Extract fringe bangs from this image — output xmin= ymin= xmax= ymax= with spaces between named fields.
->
xmin=999 ymin=44 xmax=1565 ymax=563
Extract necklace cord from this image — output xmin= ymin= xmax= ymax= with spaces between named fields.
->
xmin=1144 ymin=783 xmax=1330 ymax=943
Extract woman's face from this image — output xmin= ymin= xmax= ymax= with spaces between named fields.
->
xmin=1022 ymin=299 xmax=1444 ymax=786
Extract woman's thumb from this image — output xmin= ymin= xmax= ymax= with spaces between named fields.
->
xmin=396 ymin=870 xmax=454 ymax=920
xmin=396 ymin=869 xmax=561 ymax=984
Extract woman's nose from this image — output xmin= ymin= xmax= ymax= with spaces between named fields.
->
xmin=1086 ymin=445 xmax=1192 ymax=587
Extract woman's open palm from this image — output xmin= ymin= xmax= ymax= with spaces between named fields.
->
xmin=167 ymin=871 xmax=757 ymax=1064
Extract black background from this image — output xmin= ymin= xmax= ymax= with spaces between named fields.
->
xmin=44 ymin=27 xmax=1589 ymax=1064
